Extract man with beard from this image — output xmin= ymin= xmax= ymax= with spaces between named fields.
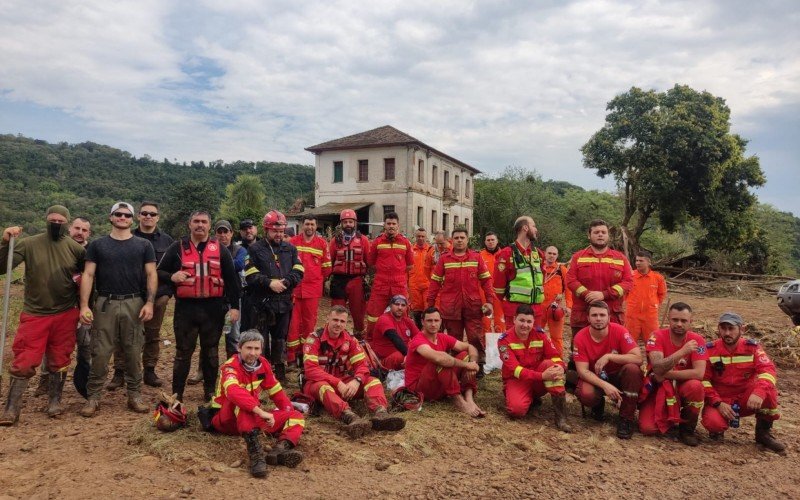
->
xmin=69 ymin=217 xmax=92 ymax=247
xmin=154 ymin=210 xmax=241 ymax=403
xmin=480 ymin=232 xmax=505 ymax=333
xmin=638 ymin=302 xmax=707 ymax=446
xmin=701 ymin=312 xmax=785 ymax=453
xmin=79 ymin=202 xmax=157 ymax=416
xmin=287 ymin=215 xmax=331 ymax=365
xmin=542 ymin=246 xmax=571 ymax=356
xmin=365 ymin=212 xmax=413 ymax=337
xmin=238 ymin=219 xmax=259 ymax=250
xmin=370 ymin=295 xmax=419 ymax=370
xmin=572 ymin=301 xmax=642 ymax=439
xmin=329 ymin=209 xmax=370 ymax=336
xmin=493 ymin=216 xmax=547 ymax=329
xmin=244 ymin=210 xmax=303 ymax=382
xmin=408 ymin=227 xmax=430 ymax=328
xmin=0 ymin=206 xmax=85 ymax=425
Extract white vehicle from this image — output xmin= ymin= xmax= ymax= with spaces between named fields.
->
xmin=777 ymin=280 xmax=800 ymax=326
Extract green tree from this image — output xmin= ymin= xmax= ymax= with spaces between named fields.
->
xmin=219 ymin=174 xmax=267 ymax=228
xmin=162 ymin=180 xmax=221 ymax=237
xmin=581 ymin=84 xmax=765 ymax=258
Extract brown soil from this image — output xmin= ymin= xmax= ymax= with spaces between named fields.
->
xmin=1 ymin=289 xmax=799 ymax=499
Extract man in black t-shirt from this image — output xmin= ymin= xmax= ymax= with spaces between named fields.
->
xmin=78 ymin=202 xmax=158 ymax=417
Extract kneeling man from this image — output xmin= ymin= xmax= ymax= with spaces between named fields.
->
xmin=369 ymin=295 xmax=419 ymax=370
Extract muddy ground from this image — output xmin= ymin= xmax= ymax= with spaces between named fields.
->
xmin=1 ymin=283 xmax=799 ymax=499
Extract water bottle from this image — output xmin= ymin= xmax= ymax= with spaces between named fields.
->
xmin=222 ymin=313 xmax=232 ymax=336
xmin=292 ymin=401 xmax=310 ymax=414
xmin=599 ymin=370 xmax=609 ymax=381
xmin=730 ymin=402 xmax=740 ymax=428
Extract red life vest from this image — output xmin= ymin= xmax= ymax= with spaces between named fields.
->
xmin=332 ymin=233 xmax=367 ymax=276
xmin=176 ymin=237 xmax=225 ymax=299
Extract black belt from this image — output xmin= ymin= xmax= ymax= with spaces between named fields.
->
xmin=98 ymin=293 xmax=142 ymax=300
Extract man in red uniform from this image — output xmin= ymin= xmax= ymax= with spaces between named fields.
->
xmin=499 ymin=305 xmax=570 ymax=431
xmin=365 ymin=212 xmax=413 ymax=336
xmin=542 ymin=245 xmax=571 ymax=357
xmin=572 ymin=301 xmax=642 ymax=439
xmin=427 ymin=228 xmax=494 ymax=373
xmin=329 ymin=209 xmax=370 ymax=336
xmin=493 ymin=216 xmax=546 ymax=329
xmin=639 ymin=302 xmax=707 ymax=446
xmin=566 ymin=219 xmax=633 ymax=335
xmin=287 ymin=215 xmax=331 ymax=364
xmin=479 ymin=232 xmax=506 ymax=333
xmin=702 ymin=312 xmax=785 ymax=453
xmin=370 ymin=295 xmax=420 ymax=370
xmin=624 ymin=250 xmax=667 ymax=344
xmin=408 ymin=228 xmax=430 ymax=328
xmin=404 ymin=307 xmax=484 ymax=417
xmin=204 ymin=330 xmax=305 ymax=478
xmin=302 ymin=306 xmax=405 ymax=438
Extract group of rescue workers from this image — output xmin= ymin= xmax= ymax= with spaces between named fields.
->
xmin=0 ymin=203 xmax=788 ymax=479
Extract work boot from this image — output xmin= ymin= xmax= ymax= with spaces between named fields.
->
xmin=242 ymin=429 xmax=268 ymax=478
xmin=127 ymin=394 xmax=150 ymax=413
xmin=0 ymin=376 xmax=30 ymax=426
xmin=274 ymin=363 xmax=286 ymax=384
xmin=476 ymin=361 xmax=485 ymax=380
xmin=591 ymin=398 xmax=605 ymax=421
xmin=187 ymin=368 xmax=203 ymax=385
xmin=616 ymin=419 xmax=634 ymax=440
xmin=678 ymin=408 xmax=699 ymax=447
xmin=265 ymin=439 xmax=304 ymax=468
xmin=370 ymin=407 xmax=406 ymax=432
xmin=552 ymin=395 xmax=572 ymax=433
xmin=143 ymin=367 xmax=163 ymax=388
xmin=34 ymin=372 xmax=50 ymax=397
xmin=340 ymin=409 xmax=372 ymax=439
xmin=106 ymin=369 xmax=125 ymax=391
xmin=79 ymin=398 xmax=100 ymax=418
xmin=755 ymin=419 xmax=786 ymax=454
xmin=708 ymin=432 xmax=724 ymax=442
xmin=46 ymin=371 xmax=66 ymax=418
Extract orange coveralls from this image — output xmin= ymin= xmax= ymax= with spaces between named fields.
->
xmin=479 ymin=249 xmax=506 ymax=333
xmin=624 ymin=270 xmax=667 ymax=343
xmin=408 ymin=242 xmax=431 ymax=314
xmin=542 ymin=261 xmax=572 ymax=356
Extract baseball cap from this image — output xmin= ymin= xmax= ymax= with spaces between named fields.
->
xmin=718 ymin=312 xmax=743 ymax=326
xmin=110 ymin=202 xmax=135 ymax=215
xmin=240 ymin=219 xmax=255 ymax=229
xmin=284 ymin=227 xmax=295 ymax=237
xmin=214 ymin=220 xmax=233 ymax=232
xmin=390 ymin=295 xmax=408 ymax=305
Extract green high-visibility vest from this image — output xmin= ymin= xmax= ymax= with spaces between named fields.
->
xmin=507 ymin=245 xmax=544 ymax=304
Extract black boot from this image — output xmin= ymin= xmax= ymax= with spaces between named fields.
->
xmin=265 ymin=439 xmax=304 ymax=468
xmin=591 ymin=398 xmax=605 ymax=421
xmin=34 ymin=372 xmax=49 ymax=397
xmin=552 ymin=395 xmax=572 ymax=432
xmin=0 ymin=376 xmax=29 ymax=426
xmin=143 ymin=367 xmax=163 ymax=387
xmin=46 ymin=371 xmax=66 ymax=417
xmin=274 ymin=363 xmax=286 ymax=384
xmin=370 ymin=407 xmax=406 ymax=432
xmin=678 ymin=408 xmax=699 ymax=447
xmin=242 ymin=429 xmax=268 ymax=478
xmin=106 ymin=369 xmax=125 ymax=391
xmin=755 ymin=419 xmax=786 ymax=454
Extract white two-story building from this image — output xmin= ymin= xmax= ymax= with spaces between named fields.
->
xmin=305 ymin=125 xmax=479 ymax=237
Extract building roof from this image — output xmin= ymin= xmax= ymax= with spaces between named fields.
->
xmin=299 ymin=202 xmax=373 ymax=217
xmin=305 ymin=125 xmax=480 ymax=174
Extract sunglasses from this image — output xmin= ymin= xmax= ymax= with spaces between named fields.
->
xmin=140 ymin=211 xmax=159 ymax=217
xmin=112 ymin=212 xmax=133 ymax=218
xmin=216 ymin=228 xmax=230 ymax=234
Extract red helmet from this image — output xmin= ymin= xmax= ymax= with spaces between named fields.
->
xmin=339 ymin=209 xmax=357 ymax=222
xmin=549 ymin=302 xmax=565 ymax=321
xmin=262 ymin=210 xmax=287 ymax=230
xmin=391 ymin=387 xmax=424 ymax=412
xmin=153 ymin=393 xmax=187 ymax=432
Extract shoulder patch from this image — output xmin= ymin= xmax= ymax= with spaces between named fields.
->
xmin=745 ymin=338 xmax=759 ymax=346
xmin=696 ymin=345 xmax=706 ymax=355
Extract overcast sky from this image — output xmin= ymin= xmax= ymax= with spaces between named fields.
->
xmin=1 ymin=0 xmax=797 ymax=215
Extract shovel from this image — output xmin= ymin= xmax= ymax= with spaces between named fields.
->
xmin=1 ymin=235 xmax=16 ymax=393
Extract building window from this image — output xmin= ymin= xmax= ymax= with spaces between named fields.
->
xmin=454 ymin=215 xmax=459 ymax=227
xmin=465 ymin=179 xmax=471 ymax=198
xmin=358 ymin=159 xmax=368 ymax=182
xmin=333 ymin=161 xmax=343 ymax=183
xmin=384 ymin=158 xmax=395 ymax=181
xmin=418 ymin=160 xmax=424 ymax=183
xmin=444 ymin=171 xmax=450 ymax=189
xmin=432 ymin=165 xmax=438 ymax=187
xmin=454 ymin=175 xmax=460 ymax=195
xmin=431 ymin=210 xmax=437 ymax=231
xmin=465 ymin=218 xmax=470 ymax=232
xmin=442 ymin=213 xmax=449 ymax=234
xmin=417 ymin=206 xmax=423 ymax=227
xmin=383 ymin=205 xmax=395 ymax=215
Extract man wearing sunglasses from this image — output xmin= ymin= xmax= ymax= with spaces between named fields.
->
xmin=79 ymin=202 xmax=158 ymax=417
xmin=105 ymin=202 xmax=174 ymax=390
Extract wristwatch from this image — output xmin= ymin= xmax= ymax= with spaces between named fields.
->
xmin=712 ymin=401 xmax=721 ymax=408
xmin=354 ymin=376 xmax=363 ymax=385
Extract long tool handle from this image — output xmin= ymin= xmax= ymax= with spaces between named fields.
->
xmin=0 ymin=236 xmax=15 ymax=375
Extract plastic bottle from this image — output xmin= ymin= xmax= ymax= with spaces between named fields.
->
xmin=599 ymin=370 xmax=609 ymax=381
xmin=730 ymin=402 xmax=741 ymax=428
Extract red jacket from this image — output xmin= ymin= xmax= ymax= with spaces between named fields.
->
xmin=290 ymin=234 xmax=332 ymax=298
xmin=302 ymin=326 xmax=371 ymax=387
xmin=211 ymin=354 xmax=292 ymax=412
xmin=330 ymin=232 xmax=370 ymax=276
xmin=566 ymin=246 xmax=633 ymax=319
xmin=426 ymin=250 xmax=494 ymax=319
xmin=368 ymin=233 xmax=414 ymax=286
xmin=498 ymin=327 xmax=565 ymax=382
xmin=493 ymin=242 xmax=545 ymax=317
xmin=703 ymin=337 xmax=778 ymax=405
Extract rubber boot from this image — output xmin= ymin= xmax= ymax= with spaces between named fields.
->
xmin=341 ymin=409 xmax=372 ymax=439
xmin=616 ymin=419 xmax=634 ymax=439
xmin=46 ymin=371 xmax=66 ymax=417
xmin=143 ymin=367 xmax=163 ymax=388
xmin=370 ymin=406 xmax=406 ymax=432
xmin=187 ymin=365 xmax=203 ymax=385
xmin=265 ymin=439 xmax=304 ymax=468
xmin=106 ymin=369 xmax=125 ymax=391
xmin=0 ymin=376 xmax=29 ymax=426
xmin=552 ymin=395 xmax=572 ymax=432
xmin=755 ymin=419 xmax=786 ymax=454
xmin=127 ymin=394 xmax=150 ymax=413
xmin=678 ymin=408 xmax=699 ymax=447
xmin=243 ymin=429 xmax=268 ymax=478
xmin=34 ymin=372 xmax=49 ymax=397
xmin=79 ymin=398 xmax=100 ymax=418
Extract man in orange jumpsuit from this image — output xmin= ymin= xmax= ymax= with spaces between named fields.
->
xmin=287 ymin=215 xmax=331 ymax=364
xmin=493 ymin=216 xmax=546 ymax=329
xmin=329 ymin=209 xmax=370 ymax=336
xmin=479 ymin=232 xmax=506 ymax=333
xmin=302 ymin=305 xmax=405 ymax=438
xmin=702 ymin=312 xmax=785 ymax=453
xmin=624 ymin=250 xmax=667 ymax=344
xmin=498 ymin=305 xmax=570 ymax=431
xmin=365 ymin=212 xmax=413 ymax=336
xmin=408 ymin=227 xmax=430 ymax=328
xmin=542 ymin=245 xmax=571 ymax=356
xmin=427 ymin=228 xmax=494 ymax=373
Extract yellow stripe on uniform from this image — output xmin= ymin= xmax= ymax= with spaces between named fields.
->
xmin=599 ymin=258 xmax=625 ymax=266
xmin=285 ymin=418 xmax=306 ymax=428
xmin=758 ymin=373 xmax=777 ymax=385
xmin=304 ymin=354 xmax=319 ymax=363
xmin=702 ymin=381 xmax=713 ymax=388
xmin=322 ymin=262 xmax=332 ymax=268
xmin=293 ymin=264 xmax=305 ymax=272
xmin=349 ymin=352 xmax=366 ymax=364
xmin=551 ymin=357 xmax=563 ymax=363
xmin=363 ymin=379 xmax=382 ymax=391
xmin=577 ymin=257 xmax=600 ymax=264
xmin=575 ymin=286 xmax=587 ymax=296
xmin=529 ymin=340 xmax=543 ymax=348
xmin=244 ymin=267 xmax=260 ymax=276
xmin=267 ymin=382 xmax=283 ymax=396
xmin=508 ymin=343 xmax=525 ymax=350
xmin=287 ymin=339 xmax=301 ymax=348
xmin=319 ymin=384 xmax=334 ymax=400
xmin=296 ymin=246 xmax=323 ymax=256
xmin=611 ymin=284 xmax=624 ymax=297
xmin=478 ymin=272 xmax=491 ymax=279
xmin=513 ymin=366 xmax=524 ymax=379
xmin=431 ymin=274 xmax=444 ymax=282
xmin=543 ymin=380 xmax=565 ymax=388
